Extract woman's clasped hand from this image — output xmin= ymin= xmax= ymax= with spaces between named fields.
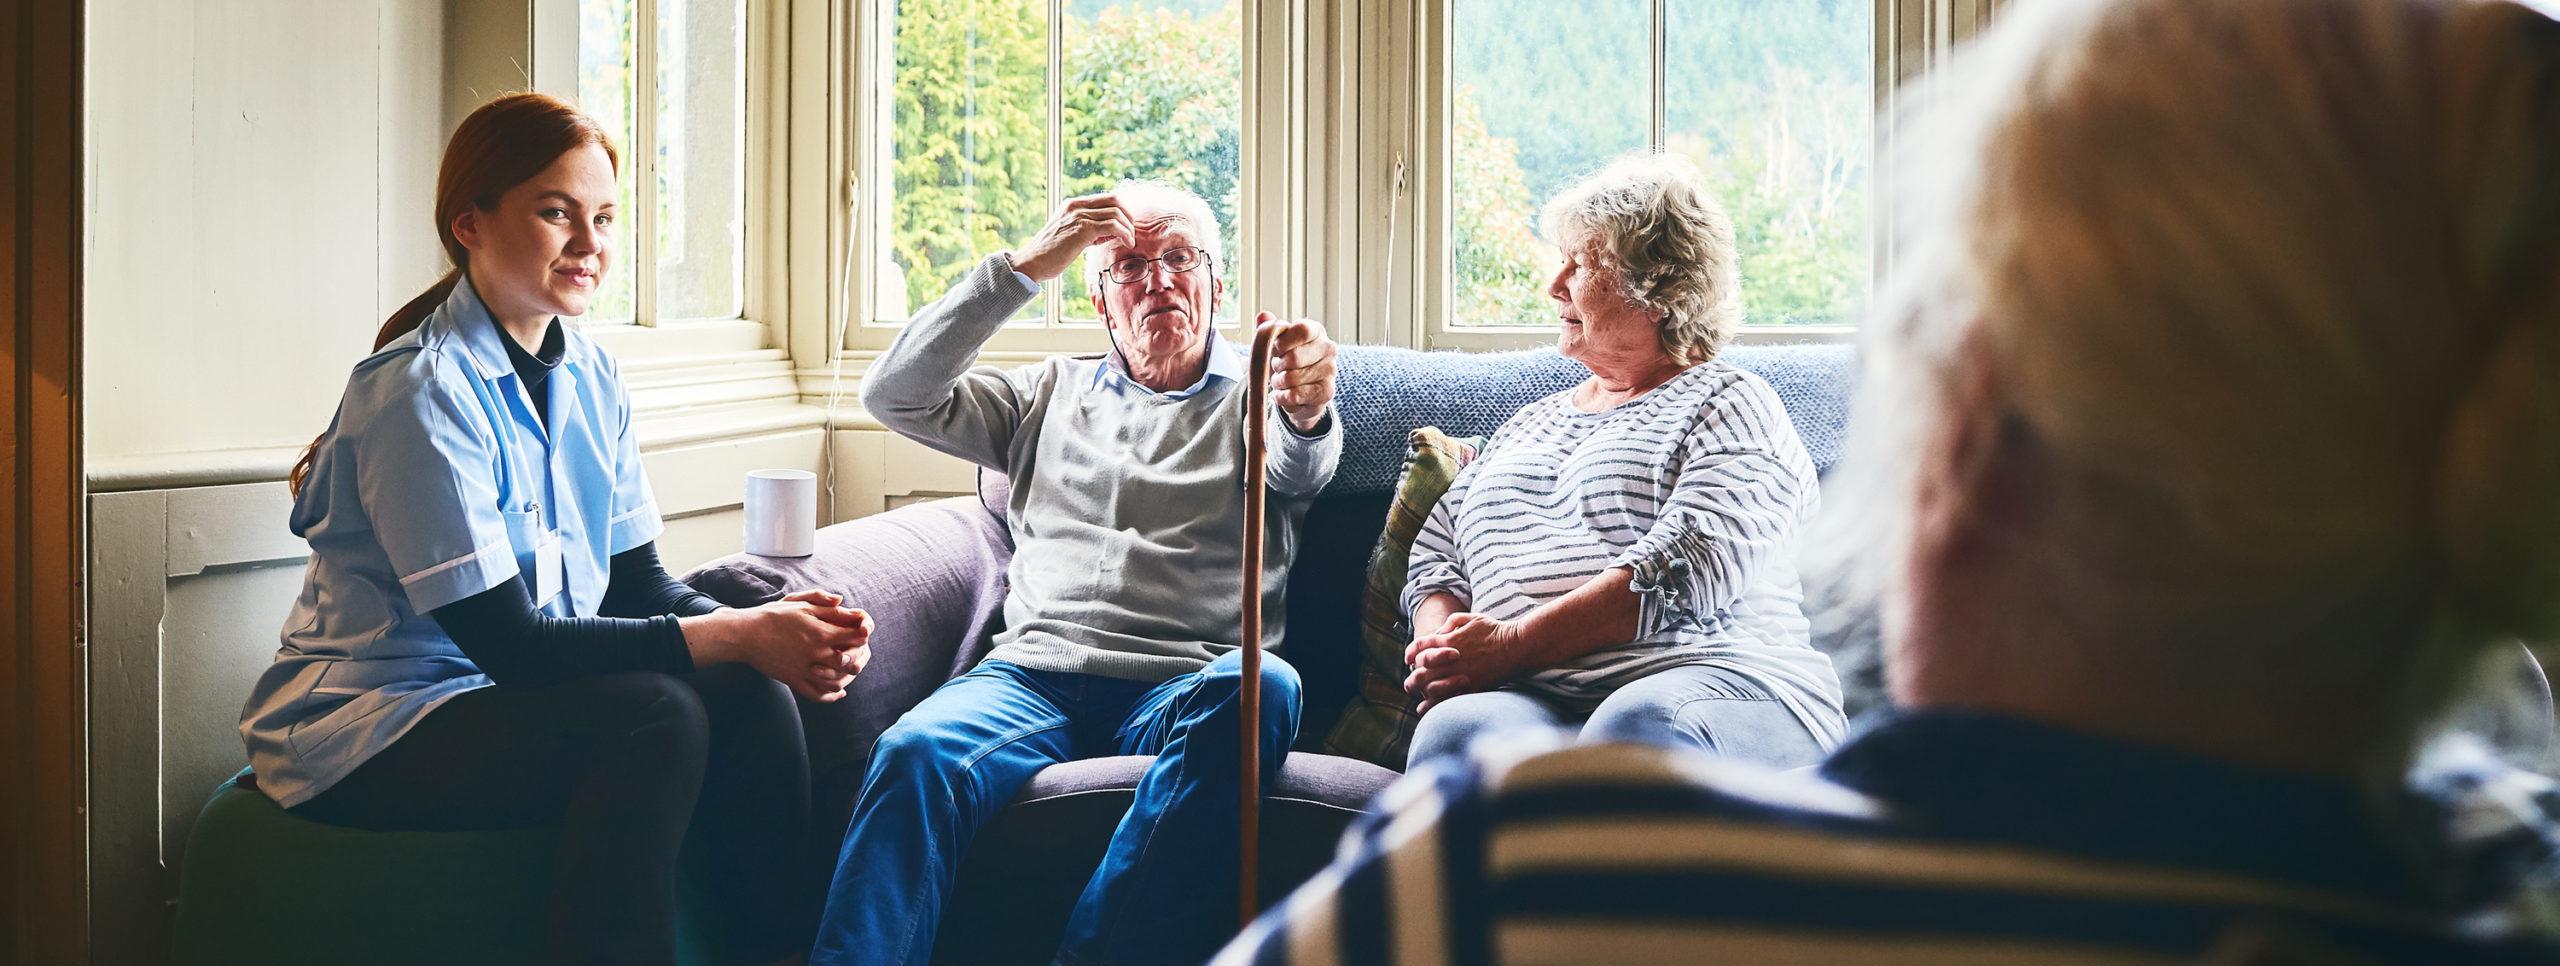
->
xmin=684 ymin=589 xmax=874 ymax=702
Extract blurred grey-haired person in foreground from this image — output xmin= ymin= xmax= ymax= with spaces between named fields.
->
xmin=1217 ymin=1 xmax=2560 ymax=962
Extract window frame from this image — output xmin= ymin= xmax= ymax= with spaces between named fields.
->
xmin=836 ymin=0 xmax=1270 ymax=358
xmin=526 ymin=0 xmax=781 ymax=363
xmin=797 ymin=0 xmax=2004 ymax=424
xmin=584 ymin=0 xmax=1992 ymax=380
xmin=1412 ymin=0 xmax=1879 ymax=352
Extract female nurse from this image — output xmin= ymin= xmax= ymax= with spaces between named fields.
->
xmin=237 ymin=92 xmax=868 ymax=966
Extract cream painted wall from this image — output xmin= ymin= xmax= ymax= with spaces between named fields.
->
xmin=82 ymin=5 xmax=460 ymax=962
xmin=87 ymin=0 xmax=453 ymax=465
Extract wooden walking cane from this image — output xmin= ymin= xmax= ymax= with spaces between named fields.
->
xmin=1239 ymin=318 xmax=1282 ymax=927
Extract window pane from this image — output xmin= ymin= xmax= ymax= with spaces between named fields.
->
xmin=1450 ymin=0 xmax=1648 ymax=326
xmin=577 ymin=0 xmax=639 ymax=324
xmin=1668 ymin=0 xmax=1871 ymax=326
xmin=655 ymin=0 xmax=748 ymax=320
xmin=1059 ymin=0 xmax=1245 ymax=324
xmin=886 ymin=0 xmax=1053 ymax=323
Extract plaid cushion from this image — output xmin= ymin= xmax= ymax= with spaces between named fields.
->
xmin=1322 ymin=427 xmax=1482 ymax=768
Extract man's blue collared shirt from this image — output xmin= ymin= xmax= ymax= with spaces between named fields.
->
xmin=1093 ymin=331 xmax=1248 ymax=400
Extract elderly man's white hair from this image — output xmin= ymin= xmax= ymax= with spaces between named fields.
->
xmin=1085 ymin=179 xmax=1225 ymax=269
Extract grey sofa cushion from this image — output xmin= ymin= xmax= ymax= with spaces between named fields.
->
xmin=934 ymin=755 xmax=1396 ymax=965
xmin=1004 ymin=754 xmax=1395 ymax=816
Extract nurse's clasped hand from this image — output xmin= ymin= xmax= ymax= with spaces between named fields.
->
xmin=679 ymin=589 xmax=875 ymax=702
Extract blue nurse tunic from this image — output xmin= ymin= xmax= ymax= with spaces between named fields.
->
xmin=240 ymin=276 xmax=663 ymax=808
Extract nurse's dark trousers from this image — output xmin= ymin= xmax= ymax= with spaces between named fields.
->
xmin=291 ymin=664 xmax=807 ymax=966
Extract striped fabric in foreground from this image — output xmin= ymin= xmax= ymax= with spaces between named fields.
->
xmin=1215 ymin=713 xmax=2560 ymax=966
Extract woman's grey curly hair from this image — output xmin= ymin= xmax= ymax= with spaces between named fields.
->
xmin=1538 ymin=152 xmax=1743 ymax=365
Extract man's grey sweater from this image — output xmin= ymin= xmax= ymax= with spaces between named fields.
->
xmin=861 ymin=254 xmax=1342 ymax=684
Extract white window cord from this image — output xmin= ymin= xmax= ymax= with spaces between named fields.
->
xmin=822 ymin=167 xmax=860 ymax=523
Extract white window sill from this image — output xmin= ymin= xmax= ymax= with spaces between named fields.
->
xmin=579 ymin=317 xmax=774 ymax=361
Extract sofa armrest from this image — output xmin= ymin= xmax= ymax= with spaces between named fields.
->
xmin=682 ymin=496 xmax=1012 ymax=943
xmin=681 ymin=496 xmax=1013 ymax=774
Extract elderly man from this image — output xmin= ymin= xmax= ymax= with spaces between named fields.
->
xmin=810 ymin=181 xmax=1340 ymax=966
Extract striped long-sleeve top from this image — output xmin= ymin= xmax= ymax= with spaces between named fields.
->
xmin=1400 ymin=360 xmax=1844 ymax=744
xmin=1214 ymin=713 xmax=2560 ymax=965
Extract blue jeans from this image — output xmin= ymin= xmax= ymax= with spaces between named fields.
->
xmin=808 ymin=651 xmax=1302 ymax=966
xmin=1406 ymin=663 xmax=1828 ymax=769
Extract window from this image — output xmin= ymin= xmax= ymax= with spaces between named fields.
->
xmin=578 ymin=0 xmax=751 ymax=325
xmin=1445 ymin=0 xmax=1873 ymax=333
xmin=867 ymin=0 xmax=1246 ymax=339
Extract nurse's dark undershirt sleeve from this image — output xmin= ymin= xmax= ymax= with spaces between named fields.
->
xmin=599 ymin=541 xmax=723 ymax=619
xmin=431 ymin=576 xmax=695 ymax=687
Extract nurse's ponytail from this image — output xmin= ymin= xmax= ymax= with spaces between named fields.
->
xmin=291 ymin=93 xmax=618 ymax=496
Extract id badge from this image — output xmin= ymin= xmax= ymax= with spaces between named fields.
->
xmin=533 ymin=530 xmax=566 ymax=608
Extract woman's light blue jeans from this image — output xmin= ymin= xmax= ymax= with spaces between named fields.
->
xmin=1405 ymin=663 xmax=1825 ymax=770
xmin=809 ymin=650 xmax=1300 ymax=966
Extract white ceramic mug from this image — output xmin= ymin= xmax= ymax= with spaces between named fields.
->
xmin=742 ymin=469 xmax=818 ymax=557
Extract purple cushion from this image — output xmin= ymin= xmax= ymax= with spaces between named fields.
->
xmin=682 ymin=497 xmax=1011 ymax=775
xmin=977 ymin=464 xmax=1011 ymax=521
xmin=680 ymin=495 xmax=1014 ymax=927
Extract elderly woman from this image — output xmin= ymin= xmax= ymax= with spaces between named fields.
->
xmin=1400 ymin=153 xmax=1847 ymax=768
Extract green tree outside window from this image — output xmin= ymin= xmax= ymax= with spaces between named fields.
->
xmin=882 ymin=0 xmax=1869 ymax=329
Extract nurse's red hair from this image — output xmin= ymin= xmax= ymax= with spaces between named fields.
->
xmin=291 ymin=92 xmax=619 ymax=496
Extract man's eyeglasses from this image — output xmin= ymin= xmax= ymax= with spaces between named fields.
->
xmin=1098 ymin=246 xmax=1212 ymax=285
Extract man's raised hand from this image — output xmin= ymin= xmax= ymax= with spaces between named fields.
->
xmin=1008 ymin=194 xmax=1138 ymax=282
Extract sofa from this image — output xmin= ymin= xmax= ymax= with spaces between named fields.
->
xmin=678 ymin=341 xmax=1870 ymax=964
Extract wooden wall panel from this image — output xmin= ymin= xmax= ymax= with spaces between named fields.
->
xmin=86 ymin=491 xmax=166 ymax=966
xmin=88 ymin=482 xmax=308 ymax=966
